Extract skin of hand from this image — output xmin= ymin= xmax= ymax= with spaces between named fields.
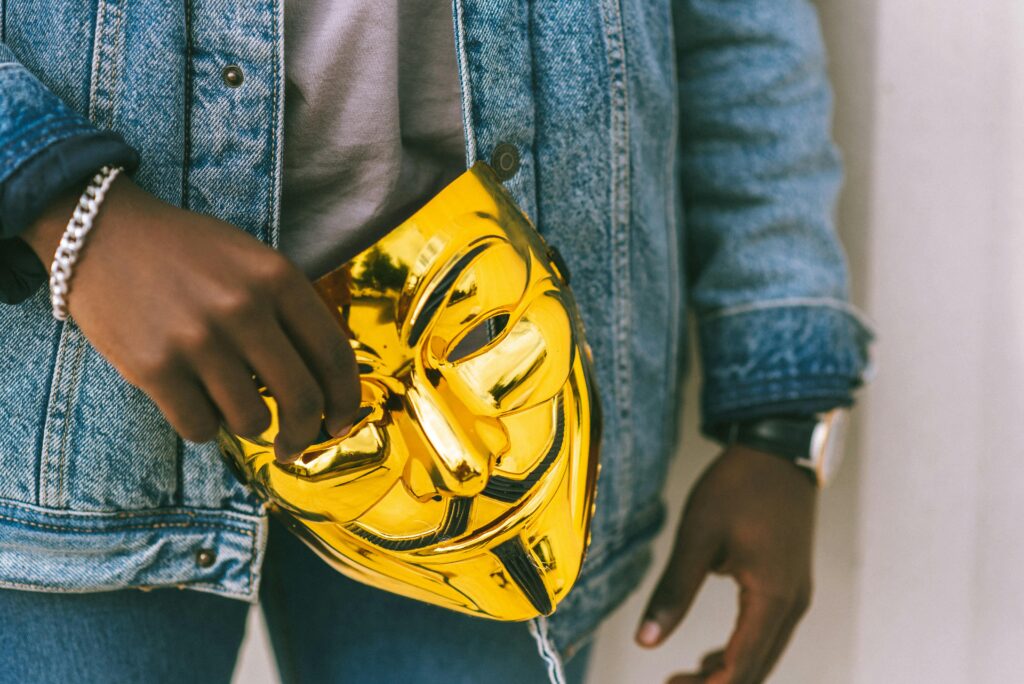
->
xmin=22 ymin=175 xmax=361 ymax=463
xmin=635 ymin=444 xmax=817 ymax=684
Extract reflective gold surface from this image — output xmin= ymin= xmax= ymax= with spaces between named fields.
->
xmin=218 ymin=163 xmax=600 ymax=621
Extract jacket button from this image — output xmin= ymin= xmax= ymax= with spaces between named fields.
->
xmin=490 ymin=143 xmax=520 ymax=180
xmin=222 ymin=65 xmax=244 ymax=88
xmin=195 ymin=548 xmax=217 ymax=568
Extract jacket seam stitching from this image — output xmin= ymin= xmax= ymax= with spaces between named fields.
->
xmin=0 ymin=579 xmax=253 ymax=599
xmin=0 ymin=513 xmax=255 ymax=536
xmin=87 ymin=0 xmax=126 ymax=129
xmin=599 ymin=0 xmax=634 ymax=542
xmin=700 ymin=296 xmax=876 ymax=332
xmin=181 ymin=0 xmax=194 ymax=210
xmin=0 ymin=119 xmax=98 ymax=179
xmin=38 ymin=322 xmax=63 ymax=505
xmin=707 ymin=375 xmax=859 ymax=402
xmin=8 ymin=115 xmax=93 ymax=141
xmin=0 ymin=498 xmax=263 ymax=525
xmin=452 ymin=0 xmax=477 ymax=164
xmin=39 ymin=323 xmax=74 ymax=507
xmin=87 ymin=0 xmax=107 ymax=121
xmin=54 ymin=329 xmax=88 ymax=507
xmin=265 ymin=0 xmax=282 ymax=247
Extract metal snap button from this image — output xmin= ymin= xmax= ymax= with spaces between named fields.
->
xmin=195 ymin=548 xmax=217 ymax=568
xmin=490 ymin=143 xmax=520 ymax=180
xmin=221 ymin=65 xmax=244 ymax=88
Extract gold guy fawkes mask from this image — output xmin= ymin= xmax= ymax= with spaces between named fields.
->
xmin=218 ymin=163 xmax=600 ymax=621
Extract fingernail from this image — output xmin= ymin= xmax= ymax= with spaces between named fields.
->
xmin=333 ymin=423 xmax=353 ymax=438
xmin=636 ymin=620 xmax=661 ymax=647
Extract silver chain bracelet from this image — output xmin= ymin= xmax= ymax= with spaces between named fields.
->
xmin=49 ymin=165 xmax=124 ymax=321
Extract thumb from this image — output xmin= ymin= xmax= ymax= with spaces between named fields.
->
xmin=635 ymin=518 xmax=719 ymax=648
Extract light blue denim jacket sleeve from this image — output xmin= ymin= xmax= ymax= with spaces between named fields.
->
xmin=0 ymin=43 xmax=101 ymax=190
xmin=673 ymin=0 xmax=873 ymax=427
xmin=0 ymin=41 xmax=138 ymax=303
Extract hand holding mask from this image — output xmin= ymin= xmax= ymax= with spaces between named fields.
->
xmin=218 ymin=163 xmax=600 ymax=620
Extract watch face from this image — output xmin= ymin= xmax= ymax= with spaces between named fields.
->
xmin=815 ymin=409 xmax=850 ymax=485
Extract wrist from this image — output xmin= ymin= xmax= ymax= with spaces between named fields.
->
xmin=720 ymin=444 xmax=819 ymax=499
xmin=44 ymin=167 xmax=126 ymax=320
xmin=22 ymin=173 xmax=139 ymax=270
xmin=709 ymin=409 xmax=851 ymax=487
xmin=21 ymin=185 xmax=84 ymax=267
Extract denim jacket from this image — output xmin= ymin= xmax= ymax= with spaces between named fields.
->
xmin=0 ymin=0 xmax=871 ymax=662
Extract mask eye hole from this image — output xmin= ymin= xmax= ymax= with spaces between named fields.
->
xmin=447 ymin=313 xmax=510 ymax=362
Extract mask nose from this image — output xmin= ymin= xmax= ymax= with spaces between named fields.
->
xmin=405 ymin=386 xmax=491 ymax=497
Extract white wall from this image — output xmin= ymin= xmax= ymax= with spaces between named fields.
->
xmin=235 ymin=1 xmax=1024 ymax=681
xmin=844 ymin=0 xmax=1024 ymax=681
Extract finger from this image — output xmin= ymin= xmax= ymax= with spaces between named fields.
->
xmin=275 ymin=277 xmax=360 ymax=436
xmin=241 ymin=320 xmax=325 ymax=462
xmin=664 ymin=648 xmax=724 ymax=684
xmin=193 ymin=342 xmax=271 ymax=439
xmin=707 ymin=587 xmax=790 ymax=684
xmin=636 ymin=518 xmax=720 ymax=648
xmin=699 ymin=649 xmax=726 ymax=675
xmin=749 ymin=592 xmax=809 ymax=683
xmin=145 ymin=368 xmax=221 ymax=443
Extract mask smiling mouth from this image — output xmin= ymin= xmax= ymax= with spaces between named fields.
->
xmin=344 ymin=496 xmax=473 ymax=551
xmin=340 ymin=395 xmax=565 ymax=551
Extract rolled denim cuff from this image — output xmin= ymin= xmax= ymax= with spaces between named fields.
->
xmin=0 ymin=53 xmax=108 ymax=188
xmin=698 ymin=300 xmax=874 ymax=430
xmin=0 ymin=130 xmax=138 ymax=238
xmin=0 ymin=132 xmax=138 ymax=305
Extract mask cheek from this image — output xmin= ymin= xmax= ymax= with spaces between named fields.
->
xmin=448 ymin=292 xmax=574 ymax=415
xmin=264 ymin=418 xmax=406 ymax=523
xmin=261 ymin=383 xmax=406 ymax=524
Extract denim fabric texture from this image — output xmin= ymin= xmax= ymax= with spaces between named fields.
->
xmin=0 ymin=0 xmax=872 ymax=662
xmin=0 ymin=520 xmax=593 ymax=684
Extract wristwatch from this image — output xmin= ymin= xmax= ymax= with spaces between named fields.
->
xmin=708 ymin=408 xmax=851 ymax=487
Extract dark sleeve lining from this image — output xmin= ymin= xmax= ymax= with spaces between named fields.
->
xmin=0 ymin=236 xmax=47 ymax=305
xmin=0 ymin=131 xmax=138 ymax=305
xmin=0 ymin=130 xmax=139 ymax=238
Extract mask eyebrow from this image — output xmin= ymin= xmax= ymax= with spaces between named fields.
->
xmin=407 ymin=243 xmax=490 ymax=347
xmin=481 ymin=396 xmax=565 ymax=503
xmin=344 ymin=496 xmax=473 ymax=551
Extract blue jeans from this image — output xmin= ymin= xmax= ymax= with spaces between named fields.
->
xmin=0 ymin=519 xmax=592 ymax=684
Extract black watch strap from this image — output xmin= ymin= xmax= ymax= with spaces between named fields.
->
xmin=708 ymin=416 xmax=819 ymax=462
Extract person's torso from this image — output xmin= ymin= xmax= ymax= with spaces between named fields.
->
xmin=0 ymin=0 xmax=682 ymax=655
xmin=279 ymin=0 xmax=466 ymax=279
